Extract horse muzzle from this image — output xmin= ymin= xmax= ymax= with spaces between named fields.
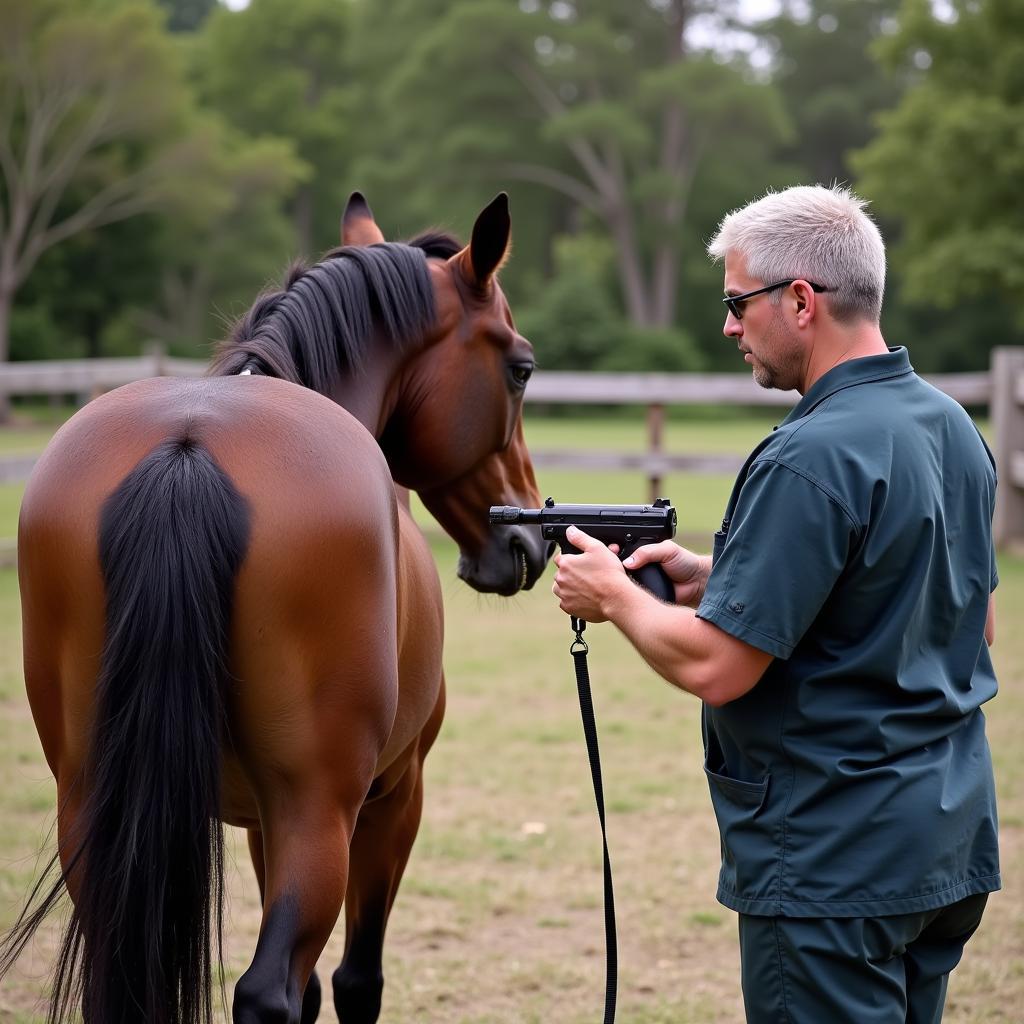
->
xmin=457 ymin=524 xmax=554 ymax=596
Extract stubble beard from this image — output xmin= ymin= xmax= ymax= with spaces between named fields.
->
xmin=751 ymin=307 xmax=803 ymax=392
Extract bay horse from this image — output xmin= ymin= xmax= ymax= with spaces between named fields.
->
xmin=1 ymin=193 xmax=551 ymax=1023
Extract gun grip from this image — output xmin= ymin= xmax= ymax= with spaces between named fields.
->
xmin=559 ymin=535 xmax=675 ymax=604
xmin=627 ymin=562 xmax=676 ymax=604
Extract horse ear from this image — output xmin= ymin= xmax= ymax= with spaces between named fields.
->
xmin=341 ymin=191 xmax=385 ymax=246
xmin=458 ymin=193 xmax=510 ymax=290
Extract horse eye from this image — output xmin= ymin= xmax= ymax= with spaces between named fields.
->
xmin=509 ymin=362 xmax=534 ymax=388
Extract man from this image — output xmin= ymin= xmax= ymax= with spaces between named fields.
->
xmin=552 ymin=185 xmax=1000 ymax=1023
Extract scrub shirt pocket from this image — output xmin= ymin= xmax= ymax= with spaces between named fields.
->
xmin=704 ymin=763 xmax=769 ymax=812
xmin=704 ymin=763 xmax=777 ymax=903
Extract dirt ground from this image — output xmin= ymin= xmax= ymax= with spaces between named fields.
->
xmin=2 ymin=548 xmax=1022 ymax=1023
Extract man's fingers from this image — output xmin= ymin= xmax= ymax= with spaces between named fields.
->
xmin=623 ymin=540 xmax=674 ymax=568
xmin=565 ymin=525 xmax=600 ymax=550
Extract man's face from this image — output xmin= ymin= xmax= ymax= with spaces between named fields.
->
xmin=722 ymin=252 xmax=805 ymax=393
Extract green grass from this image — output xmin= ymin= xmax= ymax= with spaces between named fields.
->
xmin=0 ymin=484 xmax=24 ymax=542
xmin=0 ymin=430 xmax=61 ymax=456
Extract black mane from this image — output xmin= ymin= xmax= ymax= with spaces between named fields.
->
xmin=408 ymin=231 xmax=463 ymax=260
xmin=211 ymin=241 xmax=444 ymax=394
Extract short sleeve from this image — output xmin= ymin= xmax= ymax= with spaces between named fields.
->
xmin=696 ymin=459 xmax=860 ymax=659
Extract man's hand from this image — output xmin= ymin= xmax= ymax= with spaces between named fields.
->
xmin=622 ymin=541 xmax=711 ymax=608
xmin=552 ymin=525 xmax=632 ymax=622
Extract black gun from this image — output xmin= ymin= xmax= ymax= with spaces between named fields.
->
xmin=489 ymin=497 xmax=677 ymax=604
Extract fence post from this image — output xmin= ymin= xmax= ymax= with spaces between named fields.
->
xmin=144 ymin=340 xmax=167 ymax=377
xmin=647 ymin=402 xmax=664 ymax=503
xmin=992 ymin=347 xmax=1024 ymax=550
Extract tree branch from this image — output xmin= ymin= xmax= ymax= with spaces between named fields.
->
xmin=17 ymin=171 xmax=161 ymax=281
xmin=506 ymin=54 xmax=618 ymax=204
xmin=28 ymin=94 xmax=119 ymax=244
xmin=492 ymin=162 xmax=602 ymax=213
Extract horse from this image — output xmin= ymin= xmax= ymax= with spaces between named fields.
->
xmin=0 ymin=192 xmax=552 ymax=1023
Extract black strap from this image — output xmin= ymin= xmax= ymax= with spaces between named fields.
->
xmin=570 ymin=616 xmax=617 ymax=1024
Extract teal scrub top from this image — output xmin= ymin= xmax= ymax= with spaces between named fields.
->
xmin=696 ymin=348 xmax=1000 ymax=918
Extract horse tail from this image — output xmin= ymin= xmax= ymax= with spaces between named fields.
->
xmin=1 ymin=436 xmax=250 ymax=1024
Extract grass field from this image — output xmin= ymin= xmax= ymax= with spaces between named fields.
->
xmin=0 ymin=413 xmax=1021 ymax=1023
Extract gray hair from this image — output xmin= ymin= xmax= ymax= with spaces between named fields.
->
xmin=707 ymin=185 xmax=886 ymax=323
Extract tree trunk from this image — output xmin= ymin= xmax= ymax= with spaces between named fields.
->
xmin=0 ymin=283 xmax=12 ymax=423
xmin=650 ymin=0 xmax=689 ymax=329
xmin=606 ymin=202 xmax=653 ymax=327
xmin=651 ymin=242 xmax=679 ymax=328
xmin=86 ymin=309 xmax=102 ymax=359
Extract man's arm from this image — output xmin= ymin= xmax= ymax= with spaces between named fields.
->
xmin=986 ymin=593 xmax=995 ymax=647
xmin=553 ymin=526 xmax=773 ymax=706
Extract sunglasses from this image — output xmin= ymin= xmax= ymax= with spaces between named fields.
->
xmin=724 ymin=279 xmax=829 ymax=320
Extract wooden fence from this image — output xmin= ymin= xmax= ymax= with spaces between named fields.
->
xmin=1 ymin=347 xmax=1023 ymax=548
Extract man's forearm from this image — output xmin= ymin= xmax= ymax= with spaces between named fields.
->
xmin=601 ymin=562 xmax=771 ymax=707
xmin=601 ymin=576 xmax=719 ymax=700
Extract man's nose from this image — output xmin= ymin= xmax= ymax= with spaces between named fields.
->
xmin=723 ymin=313 xmax=742 ymax=338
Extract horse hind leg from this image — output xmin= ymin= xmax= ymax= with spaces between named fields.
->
xmin=246 ymin=827 xmax=323 ymax=1024
xmin=233 ymin=791 xmax=358 ymax=1024
xmin=333 ymin=685 xmax=444 ymax=1024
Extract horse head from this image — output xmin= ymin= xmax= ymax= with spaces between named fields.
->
xmin=342 ymin=192 xmax=553 ymax=596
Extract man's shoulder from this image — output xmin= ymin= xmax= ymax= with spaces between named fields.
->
xmin=752 ymin=370 xmax=994 ymax=497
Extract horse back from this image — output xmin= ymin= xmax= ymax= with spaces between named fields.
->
xmin=19 ymin=375 xmax=407 ymax=820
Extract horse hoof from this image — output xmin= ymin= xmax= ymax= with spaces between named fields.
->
xmin=332 ymin=966 xmax=384 ymax=1024
xmin=302 ymin=970 xmax=322 ymax=1024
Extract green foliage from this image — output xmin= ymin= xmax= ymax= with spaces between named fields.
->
xmin=8 ymin=305 xmax=77 ymax=361
xmin=600 ymin=324 xmax=704 ymax=374
xmin=14 ymin=213 xmax=163 ymax=359
xmin=852 ymin=0 xmax=1024 ymax=316
xmin=348 ymin=0 xmax=791 ymax=330
xmin=0 ymin=0 xmax=240 ymax=374
xmin=517 ymin=235 xmax=703 ymax=372
xmin=8 ymin=0 xmax=1024 ymax=374
xmin=752 ymin=0 xmax=905 ymax=185
xmin=138 ymin=119 xmax=305 ymax=356
xmin=157 ymin=0 xmax=216 ymax=32
xmin=195 ymin=0 xmax=359 ymax=256
xmin=516 ymin=234 xmax=625 ymax=370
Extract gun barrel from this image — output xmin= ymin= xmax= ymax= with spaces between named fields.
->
xmin=489 ymin=505 xmax=546 ymax=525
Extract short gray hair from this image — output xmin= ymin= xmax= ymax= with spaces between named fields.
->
xmin=707 ymin=185 xmax=886 ymax=323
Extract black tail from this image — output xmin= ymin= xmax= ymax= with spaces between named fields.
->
xmin=1 ymin=436 xmax=249 ymax=1024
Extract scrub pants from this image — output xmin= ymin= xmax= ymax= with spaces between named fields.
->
xmin=738 ymin=893 xmax=989 ymax=1024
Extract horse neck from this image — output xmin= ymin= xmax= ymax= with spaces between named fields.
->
xmin=327 ymin=332 xmax=418 ymax=440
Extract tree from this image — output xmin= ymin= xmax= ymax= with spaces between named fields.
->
xmin=158 ymin=0 xmax=218 ymax=33
xmin=350 ymin=0 xmax=790 ymax=330
xmin=0 ymin=0 xmax=209 ymax=412
xmin=194 ymin=0 xmax=360 ymax=258
xmin=13 ymin=209 xmax=163 ymax=360
xmin=752 ymin=0 xmax=904 ymax=186
xmin=133 ymin=121 xmax=305 ymax=357
xmin=851 ymin=0 xmax=1024 ymax=313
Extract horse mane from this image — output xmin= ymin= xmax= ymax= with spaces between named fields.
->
xmin=408 ymin=231 xmax=463 ymax=260
xmin=210 ymin=240 xmax=450 ymax=393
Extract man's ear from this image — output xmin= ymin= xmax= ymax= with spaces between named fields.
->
xmin=341 ymin=191 xmax=385 ymax=246
xmin=793 ymin=280 xmax=817 ymax=323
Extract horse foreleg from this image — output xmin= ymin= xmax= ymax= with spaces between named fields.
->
xmin=332 ymin=684 xmax=445 ymax=1024
xmin=247 ymin=826 xmax=323 ymax=1024
xmin=233 ymin=796 xmax=355 ymax=1024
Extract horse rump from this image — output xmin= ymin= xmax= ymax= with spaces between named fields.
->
xmin=1 ymin=435 xmax=249 ymax=1024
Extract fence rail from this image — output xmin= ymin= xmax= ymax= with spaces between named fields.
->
xmin=1 ymin=349 xmax=1022 ymax=548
